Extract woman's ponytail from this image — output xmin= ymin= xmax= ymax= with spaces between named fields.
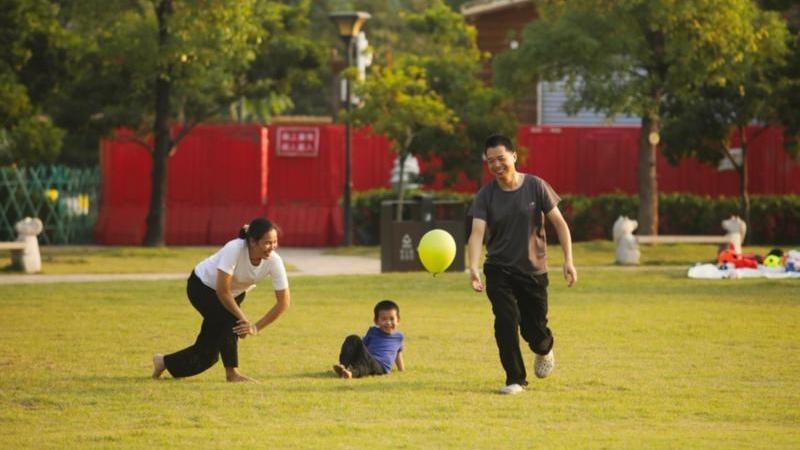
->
xmin=237 ymin=218 xmax=275 ymax=241
xmin=238 ymin=224 xmax=250 ymax=239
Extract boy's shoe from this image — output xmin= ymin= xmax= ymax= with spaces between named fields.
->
xmin=499 ymin=383 xmax=525 ymax=395
xmin=534 ymin=349 xmax=555 ymax=379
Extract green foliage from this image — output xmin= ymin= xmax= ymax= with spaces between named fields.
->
xmin=352 ymin=189 xmax=800 ymax=245
xmin=0 ymin=116 xmax=63 ymax=164
xmin=352 ymin=188 xmax=473 ymax=245
xmin=493 ymin=0 xmax=797 ymax=234
xmin=1 ymin=272 xmax=798 ymax=447
xmin=350 ymin=63 xmax=455 ymax=155
xmin=238 ymin=0 xmax=326 ymax=121
xmin=660 ymin=6 xmax=792 ymax=166
xmin=54 ymin=0 xmax=323 ymax=158
xmin=350 ymin=1 xmax=516 ymax=188
xmin=397 ymin=2 xmax=518 ymax=186
xmin=0 ymin=0 xmax=80 ymax=164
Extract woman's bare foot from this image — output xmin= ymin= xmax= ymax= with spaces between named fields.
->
xmin=152 ymin=353 xmax=166 ymax=379
xmin=333 ymin=364 xmax=352 ymax=379
xmin=225 ymin=368 xmax=257 ymax=383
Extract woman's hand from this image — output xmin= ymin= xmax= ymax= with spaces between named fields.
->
xmin=233 ymin=318 xmax=256 ymax=338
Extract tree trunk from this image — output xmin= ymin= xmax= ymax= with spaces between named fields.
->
xmin=637 ymin=115 xmax=659 ymax=235
xmin=738 ymin=125 xmax=750 ymax=244
xmin=143 ymin=0 xmax=174 ymax=247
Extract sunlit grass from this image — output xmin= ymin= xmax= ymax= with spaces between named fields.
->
xmin=0 ymin=269 xmax=797 ymax=448
xmin=323 ymin=241 xmax=781 ymax=267
xmin=0 ymin=246 xmax=298 ymax=274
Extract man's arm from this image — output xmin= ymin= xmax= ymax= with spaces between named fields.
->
xmin=546 ymin=206 xmax=577 ymax=287
xmin=467 ymin=218 xmax=487 ymax=292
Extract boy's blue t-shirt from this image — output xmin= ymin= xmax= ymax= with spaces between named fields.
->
xmin=363 ymin=326 xmax=404 ymax=373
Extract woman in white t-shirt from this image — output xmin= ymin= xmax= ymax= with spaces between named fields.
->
xmin=151 ymin=218 xmax=290 ymax=382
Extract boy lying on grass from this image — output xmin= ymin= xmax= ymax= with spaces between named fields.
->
xmin=333 ymin=300 xmax=404 ymax=378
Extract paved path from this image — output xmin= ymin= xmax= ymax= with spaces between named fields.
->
xmin=0 ymin=247 xmax=380 ymax=285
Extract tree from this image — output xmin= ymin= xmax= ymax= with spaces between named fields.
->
xmin=494 ymin=0 xmax=780 ymax=235
xmin=236 ymin=0 xmax=327 ymax=122
xmin=661 ymin=7 xmax=794 ymax=234
xmin=349 ymin=63 xmax=455 ymax=220
xmin=0 ymin=0 xmax=78 ymax=165
xmin=345 ymin=1 xmax=517 ymax=191
xmin=398 ymin=2 xmax=518 ymax=188
xmin=62 ymin=1 xmax=267 ymax=245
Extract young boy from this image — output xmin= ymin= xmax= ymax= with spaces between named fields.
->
xmin=333 ymin=300 xmax=405 ymax=378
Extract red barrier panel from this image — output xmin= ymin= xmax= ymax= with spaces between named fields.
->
xmin=93 ymin=133 xmax=150 ymax=244
xmin=95 ymin=125 xmax=269 ymax=245
xmin=95 ymin=123 xmax=798 ymax=246
xmin=517 ymin=125 xmax=799 ymax=196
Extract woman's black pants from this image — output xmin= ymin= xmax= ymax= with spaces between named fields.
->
xmin=338 ymin=335 xmax=386 ymax=378
xmin=164 ymin=271 xmax=246 ymax=378
xmin=484 ymin=263 xmax=553 ymax=386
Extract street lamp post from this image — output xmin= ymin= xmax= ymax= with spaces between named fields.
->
xmin=329 ymin=11 xmax=370 ymax=247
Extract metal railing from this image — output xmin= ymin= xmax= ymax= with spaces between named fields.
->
xmin=0 ymin=165 xmax=100 ymax=244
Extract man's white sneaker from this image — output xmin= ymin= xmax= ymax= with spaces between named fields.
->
xmin=499 ymin=383 xmax=525 ymax=395
xmin=534 ymin=349 xmax=555 ymax=378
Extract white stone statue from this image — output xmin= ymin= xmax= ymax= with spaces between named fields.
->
xmin=721 ymin=215 xmax=746 ymax=255
xmin=613 ymin=215 xmax=640 ymax=265
xmin=14 ymin=217 xmax=43 ymax=273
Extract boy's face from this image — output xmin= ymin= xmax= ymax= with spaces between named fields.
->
xmin=374 ymin=308 xmax=399 ymax=334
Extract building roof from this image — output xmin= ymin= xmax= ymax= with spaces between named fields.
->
xmin=460 ymin=0 xmax=532 ymax=17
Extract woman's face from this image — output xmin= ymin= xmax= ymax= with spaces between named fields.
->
xmin=250 ymin=229 xmax=278 ymax=260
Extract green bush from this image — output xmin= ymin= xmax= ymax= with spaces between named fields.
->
xmin=558 ymin=193 xmax=800 ymax=244
xmin=353 ymin=188 xmax=800 ymax=245
xmin=351 ymin=188 xmax=473 ymax=245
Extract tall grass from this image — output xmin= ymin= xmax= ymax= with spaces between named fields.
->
xmin=0 ymin=268 xmax=798 ymax=448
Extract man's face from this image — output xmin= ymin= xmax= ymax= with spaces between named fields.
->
xmin=485 ymin=145 xmax=516 ymax=178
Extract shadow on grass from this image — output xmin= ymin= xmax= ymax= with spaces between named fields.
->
xmin=284 ymin=371 xmax=500 ymax=394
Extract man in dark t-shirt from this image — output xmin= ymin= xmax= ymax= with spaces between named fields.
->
xmin=467 ymin=134 xmax=577 ymax=395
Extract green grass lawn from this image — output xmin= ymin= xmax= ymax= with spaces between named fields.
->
xmin=0 ymin=246 xmax=298 ymax=274
xmin=0 ymin=242 xmax=786 ymax=275
xmin=325 ymin=240 xmax=781 ymax=266
xmin=0 ymin=269 xmax=798 ymax=448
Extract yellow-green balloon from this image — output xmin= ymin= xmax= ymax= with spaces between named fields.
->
xmin=418 ymin=229 xmax=456 ymax=275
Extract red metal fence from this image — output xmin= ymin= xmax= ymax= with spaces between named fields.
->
xmin=518 ymin=125 xmax=799 ymax=196
xmin=94 ymin=123 xmax=799 ymax=246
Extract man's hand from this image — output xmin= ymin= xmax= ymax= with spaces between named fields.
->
xmin=470 ymin=269 xmax=484 ymax=292
xmin=563 ymin=263 xmax=577 ymax=287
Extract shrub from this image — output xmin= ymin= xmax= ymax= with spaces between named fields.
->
xmin=351 ymin=188 xmax=473 ymax=245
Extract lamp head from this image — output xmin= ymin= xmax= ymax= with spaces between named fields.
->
xmin=329 ymin=11 xmax=371 ymax=39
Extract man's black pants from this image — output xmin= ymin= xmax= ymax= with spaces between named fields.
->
xmin=164 ymin=271 xmax=246 ymax=378
xmin=338 ymin=335 xmax=386 ymax=377
xmin=484 ymin=263 xmax=553 ymax=386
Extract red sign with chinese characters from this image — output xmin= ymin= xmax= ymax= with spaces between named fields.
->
xmin=275 ymin=126 xmax=320 ymax=157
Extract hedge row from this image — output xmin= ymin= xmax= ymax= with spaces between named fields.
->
xmin=559 ymin=193 xmax=800 ymax=244
xmin=351 ymin=189 xmax=800 ymax=245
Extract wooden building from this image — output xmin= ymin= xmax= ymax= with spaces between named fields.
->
xmin=462 ymin=0 xmax=638 ymax=126
xmin=462 ymin=0 xmax=539 ymax=123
